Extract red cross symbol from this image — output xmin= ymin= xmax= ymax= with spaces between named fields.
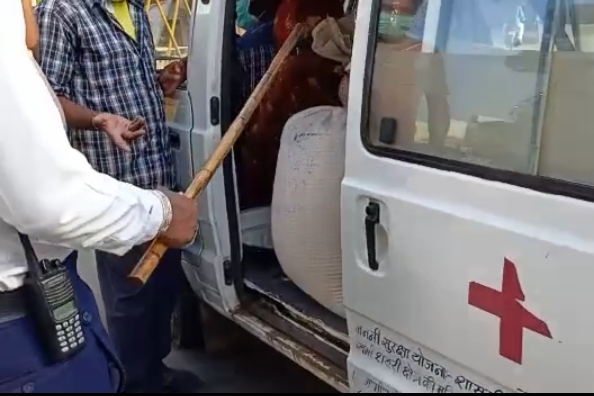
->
xmin=468 ymin=258 xmax=552 ymax=365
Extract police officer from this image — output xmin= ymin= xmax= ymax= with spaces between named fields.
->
xmin=0 ymin=0 xmax=198 ymax=392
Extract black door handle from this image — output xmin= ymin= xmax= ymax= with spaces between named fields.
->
xmin=169 ymin=131 xmax=181 ymax=149
xmin=365 ymin=202 xmax=380 ymax=271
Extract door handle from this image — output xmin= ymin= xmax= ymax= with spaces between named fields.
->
xmin=365 ymin=202 xmax=380 ymax=271
xmin=169 ymin=131 xmax=181 ymax=149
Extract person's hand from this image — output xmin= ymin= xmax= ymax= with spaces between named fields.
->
xmin=159 ymin=60 xmax=187 ymax=97
xmin=92 ymin=113 xmax=146 ymax=152
xmin=159 ymin=189 xmax=198 ymax=248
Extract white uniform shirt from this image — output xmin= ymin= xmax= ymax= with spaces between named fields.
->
xmin=0 ymin=0 xmax=165 ymax=291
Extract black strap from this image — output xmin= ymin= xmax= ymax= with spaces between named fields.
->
xmin=16 ymin=232 xmax=42 ymax=277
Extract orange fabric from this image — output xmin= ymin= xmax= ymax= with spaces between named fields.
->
xmin=238 ymin=52 xmax=342 ymax=209
xmin=273 ymin=0 xmax=344 ymax=48
xmin=236 ymin=0 xmax=346 ymax=209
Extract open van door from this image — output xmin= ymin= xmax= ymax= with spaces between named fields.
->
xmin=169 ymin=0 xmax=240 ymax=314
xmin=344 ymin=0 xmax=594 ymax=393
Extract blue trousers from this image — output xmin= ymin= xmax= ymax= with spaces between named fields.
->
xmin=96 ymin=245 xmax=183 ymax=392
xmin=0 ymin=252 xmax=123 ymax=393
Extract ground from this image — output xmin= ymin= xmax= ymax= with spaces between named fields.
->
xmin=78 ymin=251 xmax=336 ymax=393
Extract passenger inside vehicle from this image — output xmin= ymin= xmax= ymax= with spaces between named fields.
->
xmin=234 ymin=0 xmax=345 ymax=210
xmin=373 ymin=0 xmax=452 ymax=149
xmin=233 ymin=0 xmax=281 ymax=118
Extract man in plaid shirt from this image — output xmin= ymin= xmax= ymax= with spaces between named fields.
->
xmin=35 ymin=0 xmax=200 ymax=392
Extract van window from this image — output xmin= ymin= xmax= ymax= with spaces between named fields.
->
xmin=365 ymin=0 xmax=594 ymax=188
xmin=146 ymin=0 xmax=194 ymax=68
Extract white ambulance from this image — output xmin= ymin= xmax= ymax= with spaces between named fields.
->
xmin=167 ymin=0 xmax=594 ymax=392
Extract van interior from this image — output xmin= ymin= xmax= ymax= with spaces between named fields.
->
xmin=219 ymin=0 xmax=355 ymax=371
xmin=215 ymin=0 xmax=592 ymax=375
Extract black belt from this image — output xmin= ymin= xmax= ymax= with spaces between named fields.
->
xmin=0 ymin=287 xmax=27 ymax=324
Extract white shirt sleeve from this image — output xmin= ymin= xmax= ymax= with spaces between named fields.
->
xmin=0 ymin=11 xmax=165 ymax=256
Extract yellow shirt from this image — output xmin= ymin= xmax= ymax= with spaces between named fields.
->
xmin=110 ymin=0 xmax=136 ymax=41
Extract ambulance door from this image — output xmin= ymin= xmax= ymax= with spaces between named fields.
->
xmin=343 ymin=0 xmax=594 ymax=393
xmin=171 ymin=0 xmax=240 ymax=314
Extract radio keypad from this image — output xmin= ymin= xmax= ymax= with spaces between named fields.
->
xmin=57 ymin=315 xmax=84 ymax=353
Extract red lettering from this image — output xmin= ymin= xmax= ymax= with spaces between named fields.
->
xmin=468 ymin=258 xmax=552 ymax=365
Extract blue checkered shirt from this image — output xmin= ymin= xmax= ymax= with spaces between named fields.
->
xmin=36 ymin=0 xmax=174 ymax=190
xmin=235 ymin=22 xmax=276 ymax=114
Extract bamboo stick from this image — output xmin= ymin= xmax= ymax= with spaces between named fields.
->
xmin=129 ymin=24 xmax=307 ymax=284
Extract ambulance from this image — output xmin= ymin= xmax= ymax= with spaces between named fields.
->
xmin=167 ymin=0 xmax=594 ymax=392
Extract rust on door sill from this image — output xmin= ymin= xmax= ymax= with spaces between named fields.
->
xmin=232 ymin=310 xmax=350 ymax=393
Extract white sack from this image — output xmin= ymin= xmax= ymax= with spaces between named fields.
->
xmin=271 ymin=106 xmax=347 ymax=317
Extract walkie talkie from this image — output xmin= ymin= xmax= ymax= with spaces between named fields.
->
xmin=17 ymin=233 xmax=86 ymax=363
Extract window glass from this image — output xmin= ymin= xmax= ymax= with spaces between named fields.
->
xmin=146 ymin=0 xmax=194 ymax=68
xmin=367 ymin=0 xmax=594 ymax=187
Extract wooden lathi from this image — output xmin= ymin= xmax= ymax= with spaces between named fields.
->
xmin=128 ymin=24 xmax=308 ymax=285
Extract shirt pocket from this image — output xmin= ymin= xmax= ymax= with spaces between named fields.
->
xmin=80 ymin=23 xmax=140 ymax=74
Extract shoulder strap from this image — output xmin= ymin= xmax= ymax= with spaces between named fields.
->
xmin=16 ymin=232 xmax=42 ymax=276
